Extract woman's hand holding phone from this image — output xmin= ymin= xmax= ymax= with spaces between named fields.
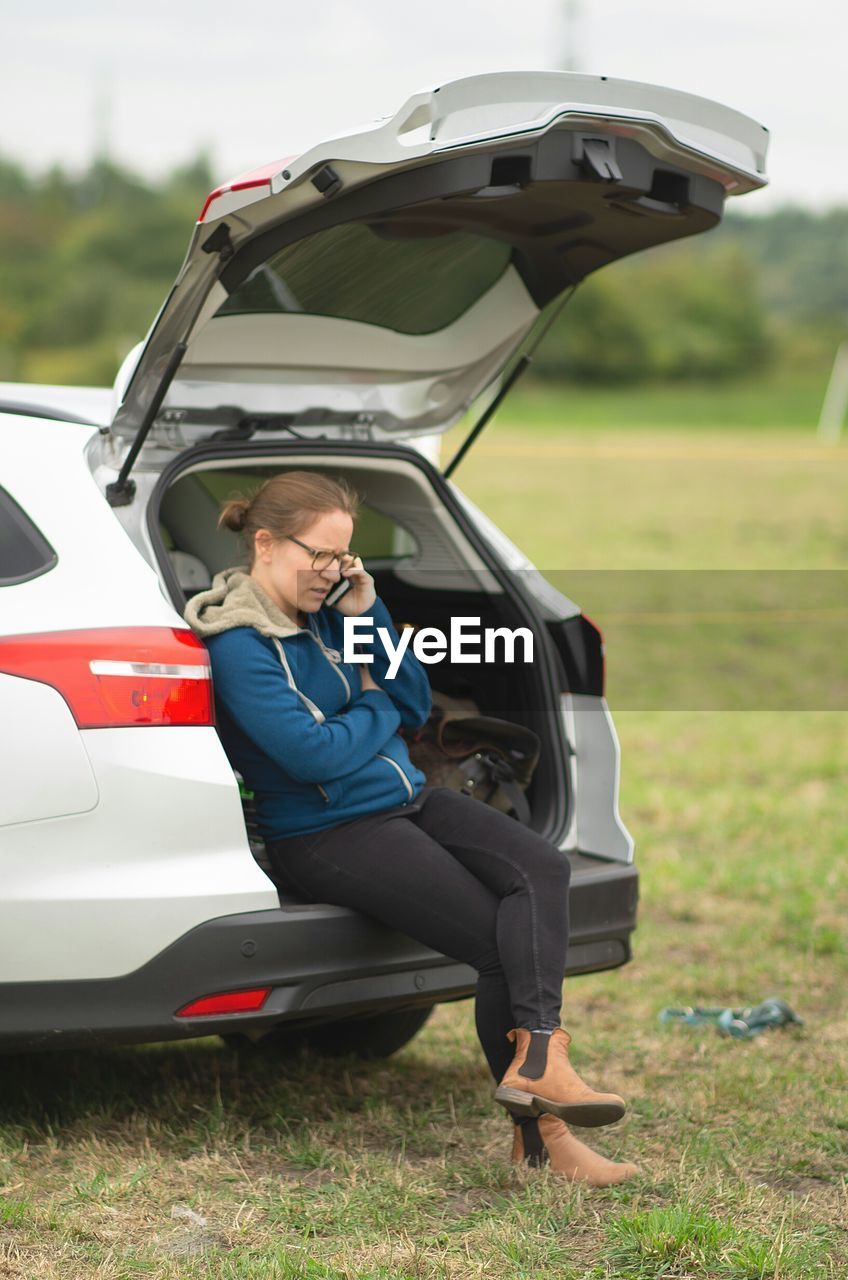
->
xmin=324 ymin=555 xmax=380 ymax=694
xmin=330 ymin=555 xmax=377 ymax=616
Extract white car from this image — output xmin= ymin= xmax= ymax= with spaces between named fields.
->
xmin=0 ymin=71 xmax=767 ymax=1056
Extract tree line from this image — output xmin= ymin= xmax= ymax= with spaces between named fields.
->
xmin=0 ymin=153 xmax=844 ymax=387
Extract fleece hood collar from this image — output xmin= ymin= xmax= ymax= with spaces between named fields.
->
xmin=184 ymin=565 xmax=307 ymax=641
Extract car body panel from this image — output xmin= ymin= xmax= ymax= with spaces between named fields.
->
xmin=0 ymin=415 xmax=176 ymax=635
xmin=0 ymin=851 xmax=636 ymax=1050
xmin=0 ymin=381 xmax=112 ymax=428
xmin=0 ymin=725 xmax=277 ymax=983
xmin=0 ymin=674 xmax=100 ymax=826
xmin=0 ymin=416 xmax=279 ymax=983
xmin=560 ymin=693 xmax=634 ymax=862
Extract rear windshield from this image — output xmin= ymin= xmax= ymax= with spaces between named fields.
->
xmin=0 ymin=486 xmax=57 ymax=586
xmin=215 ymin=222 xmax=512 ymax=335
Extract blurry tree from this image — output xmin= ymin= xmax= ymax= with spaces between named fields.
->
xmin=534 ymin=245 xmax=772 ymax=382
xmin=0 ymin=149 xmax=843 ymax=388
xmin=717 ymin=206 xmax=848 ymax=323
xmin=0 ymin=152 xmax=210 ymax=383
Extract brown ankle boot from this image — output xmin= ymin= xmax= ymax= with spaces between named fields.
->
xmin=512 ymin=1115 xmax=642 ymax=1186
xmin=495 ymin=1027 xmax=626 ymax=1126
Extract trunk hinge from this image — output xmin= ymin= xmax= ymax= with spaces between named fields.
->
xmin=200 ymin=221 xmax=236 ymax=263
xmin=106 ymin=342 xmax=188 ymax=506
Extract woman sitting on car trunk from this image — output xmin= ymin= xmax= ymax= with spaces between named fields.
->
xmin=184 ymin=469 xmax=640 ymax=1187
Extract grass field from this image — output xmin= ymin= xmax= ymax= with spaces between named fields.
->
xmin=490 ymin=367 xmax=834 ymax=433
xmin=0 ymin=411 xmax=846 ymax=1278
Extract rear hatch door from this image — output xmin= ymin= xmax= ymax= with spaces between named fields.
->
xmin=109 ymin=70 xmax=768 ymax=471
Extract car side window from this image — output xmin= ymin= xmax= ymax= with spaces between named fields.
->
xmin=349 ymin=505 xmax=417 ymax=562
xmin=0 ymin=485 xmax=58 ymax=586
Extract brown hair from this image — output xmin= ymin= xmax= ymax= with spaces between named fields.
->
xmin=218 ymin=471 xmax=361 ymax=568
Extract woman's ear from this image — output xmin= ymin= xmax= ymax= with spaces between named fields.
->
xmin=254 ymin=529 xmax=276 ymax=562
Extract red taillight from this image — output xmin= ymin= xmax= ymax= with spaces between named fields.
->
xmin=0 ymin=628 xmax=213 ymax=728
xmin=176 ymin=988 xmax=272 ymax=1018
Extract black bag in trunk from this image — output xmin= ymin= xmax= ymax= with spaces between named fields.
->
xmin=401 ymin=696 xmax=540 ymax=824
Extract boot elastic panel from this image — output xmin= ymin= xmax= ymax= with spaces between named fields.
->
xmin=518 ymin=1030 xmax=551 ymax=1079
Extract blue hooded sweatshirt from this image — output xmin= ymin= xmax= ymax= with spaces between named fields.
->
xmin=184 ymin=566 xmax=431 ymax=839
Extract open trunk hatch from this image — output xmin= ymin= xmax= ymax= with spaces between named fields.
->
xmin=107 ymin=71 xmax=768 ymax=500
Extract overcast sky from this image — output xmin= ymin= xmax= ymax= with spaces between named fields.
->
xmin=1 ymin=0 xmax=844 ymax=212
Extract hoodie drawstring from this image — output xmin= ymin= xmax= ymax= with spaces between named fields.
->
xmin=271 ymin=638 xmax=327 ymax=723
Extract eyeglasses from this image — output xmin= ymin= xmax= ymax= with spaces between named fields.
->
xmin=286 ymin=534 xmax=357 ymax=573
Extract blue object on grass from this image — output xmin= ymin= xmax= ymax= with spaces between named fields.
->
xmin=657 ymin=997 xmax=804 ymax=1038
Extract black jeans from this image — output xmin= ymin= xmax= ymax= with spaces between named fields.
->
xmin=264 ymin=786 xmax=571 ymax=1087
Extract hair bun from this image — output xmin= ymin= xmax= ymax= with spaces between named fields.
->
xmin=218 ymin=497 xmax=250 ymax=533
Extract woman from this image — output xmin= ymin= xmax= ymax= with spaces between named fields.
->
xmin=184 ymin=470 xmax=640 ymax=1186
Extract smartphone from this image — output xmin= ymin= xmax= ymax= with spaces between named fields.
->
xmin=324 ymin=576 xmax=353 ymax=608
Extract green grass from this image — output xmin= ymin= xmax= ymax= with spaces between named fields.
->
xmin=440 ymin=422 xmax=848 ymax=571
xmin=603 ymin=1200 xmax=839 ymax=1279
xmin=494 ymin=365 xmax=833 ymax=431
xmin=0 ymin=414 xmax=846 ymax=1277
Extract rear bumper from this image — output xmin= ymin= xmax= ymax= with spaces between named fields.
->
xmin=0 ymin=854 xmax=637 ymax=1052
